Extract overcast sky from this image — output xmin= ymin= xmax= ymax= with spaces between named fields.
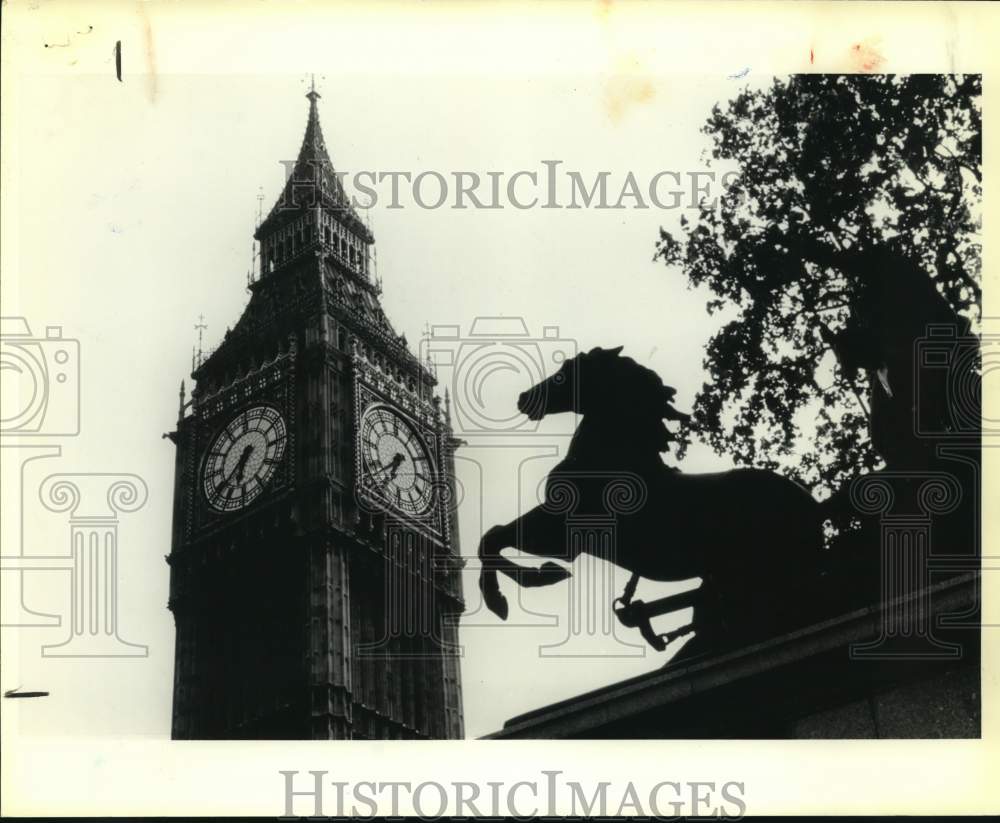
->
xmin=3 ymin=6 xmax=997 ymax=820
xmin=2 ymin=67 xmax=780 ymax=740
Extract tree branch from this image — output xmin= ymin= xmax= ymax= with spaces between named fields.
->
xmin=936 ymin=238 xmax=982 ymax=304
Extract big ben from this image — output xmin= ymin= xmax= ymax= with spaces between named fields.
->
xmin=165 ymin=87 xmax=465 ymax=740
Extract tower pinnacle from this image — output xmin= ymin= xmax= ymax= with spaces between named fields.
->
xmin=306 ymin=73 xmax=321 ymax=104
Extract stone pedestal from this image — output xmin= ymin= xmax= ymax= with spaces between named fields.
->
xmin=486 ymin=573 xmax=980 ymax=739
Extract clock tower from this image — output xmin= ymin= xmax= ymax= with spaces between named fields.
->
xmin=166 ymin=88 xmax=465 ymax=739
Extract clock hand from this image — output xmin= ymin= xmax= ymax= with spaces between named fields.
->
xmin=387 ymin=452 xmax=405 ymax=480
xmin=371 ymin=453 xmax=405 ymax=480
xmin=369 ymin=467 xmax=398 ymax=495
xmin=370 ymin=453 xmax=407 ymax=492
xmin=229 ymin=444 xmax=254 ymax=484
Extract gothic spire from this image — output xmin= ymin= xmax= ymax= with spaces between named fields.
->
xmin=254 ymin=83 xmax=373 ymax=244
xmin=298 ymin=77 xmax=329 ymax=170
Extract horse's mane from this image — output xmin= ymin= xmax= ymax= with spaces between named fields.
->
xmin=580 ymin=348 xmax=689 ymax=443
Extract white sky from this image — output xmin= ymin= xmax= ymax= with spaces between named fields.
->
xmin=2 ymin=2 xmax=998 ymax=819
xmin=1 ymin=1 xmax=992 ymax=752
xmin=2 ymin=68 xmax=760 ymax=740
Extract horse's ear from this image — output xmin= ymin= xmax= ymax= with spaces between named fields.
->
xmin=585 ymin=345 xmax=622 ymax=358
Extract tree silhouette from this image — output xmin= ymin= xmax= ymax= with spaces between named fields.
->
xmin=656 ymin=75 xmax=981 ymax=496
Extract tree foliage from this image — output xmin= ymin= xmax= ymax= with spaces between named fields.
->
xmin=656 ymin=75 xmax=981 ymax=495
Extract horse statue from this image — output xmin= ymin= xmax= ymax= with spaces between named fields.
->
xmin=477 ymin=346 xmax=828 ymax=661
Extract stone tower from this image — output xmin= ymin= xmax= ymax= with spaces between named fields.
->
xmin=166 ymin=87 xmax=465 ymax=739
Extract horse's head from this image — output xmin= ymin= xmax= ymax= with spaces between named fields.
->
xmin=517 ymin=346 xmax=690 ymax=439
xmin=516 ymin=347 xmax=605 ymax=420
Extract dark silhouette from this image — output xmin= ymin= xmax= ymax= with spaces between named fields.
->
xmin=818 ymin=246 xmax=980 ymax=588
xmin=819 ymin=245 xmax=975 ymax=474
xmin=654 ymin=76 xmax=982 ymax=648
xmin=477 ymin=346 xmax=828 ymax=661
xmin=656 ymin=75 xmax=980 ymax=501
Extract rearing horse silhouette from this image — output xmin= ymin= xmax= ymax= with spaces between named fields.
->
xmin=477 ymin=346 xmax=825 ymax=659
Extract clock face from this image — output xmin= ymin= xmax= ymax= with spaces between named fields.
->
xmin=359 ymin=405 xmax=435 ymax=516
xmin=202 ymin=405 xmax=287 ymax=512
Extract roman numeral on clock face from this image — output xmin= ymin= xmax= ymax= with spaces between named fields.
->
xmin=359 ymin=404 xmax=437 ymax=516
xmin=202 ymin=405 xmax=288 ymax=513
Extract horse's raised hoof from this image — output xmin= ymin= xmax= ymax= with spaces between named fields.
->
xmin=479 ymin=575 xmax=509 ymax=621
xmin=485 ymin=591 xmax=509 ymax=621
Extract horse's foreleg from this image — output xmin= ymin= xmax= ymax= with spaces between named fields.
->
xmin=478 ymin=508 xmax=575 ymax=620
xmin=478 ymin=522 xmax=515 ymax=620
xmin=479 ymin=529 xmax=562 ymax=584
